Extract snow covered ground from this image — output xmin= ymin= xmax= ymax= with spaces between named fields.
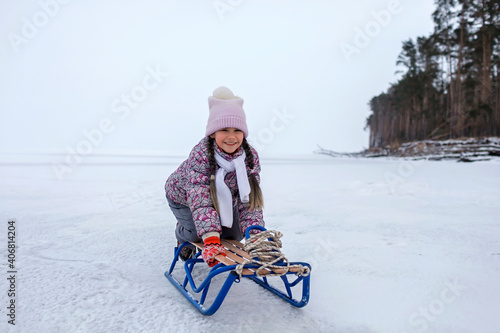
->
xmin=1 ymin=153 xmax=499 ymax=333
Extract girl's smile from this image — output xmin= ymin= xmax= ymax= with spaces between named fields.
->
xmin=210 ymin=127 xmax=244 ymax=154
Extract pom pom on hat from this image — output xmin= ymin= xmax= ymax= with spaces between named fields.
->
xmin=205 ymin=86 xmax=248 ymax=137
xmin=212 ymin=86 xmax=238 ymax=100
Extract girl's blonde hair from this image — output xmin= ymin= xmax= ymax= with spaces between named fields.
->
xmin=206 ymin=137 xmax=264 ymax=213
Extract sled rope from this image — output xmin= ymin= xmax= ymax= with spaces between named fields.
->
xmin=234 ymin=230 xmax=311 ymax=278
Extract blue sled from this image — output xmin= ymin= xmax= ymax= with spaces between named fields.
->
xmin=165 ymin=226 xmax=311 ymax=316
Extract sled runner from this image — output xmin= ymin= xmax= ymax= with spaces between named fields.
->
xmin=165 ymin=226 xmax=311 ymax=315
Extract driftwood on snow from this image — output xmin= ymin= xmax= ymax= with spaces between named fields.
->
xmin=315 ymin=137 xmax=500 ymax=162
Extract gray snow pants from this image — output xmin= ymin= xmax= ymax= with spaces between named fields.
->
xmin=166 ymin=196 xmax=243 ymax=243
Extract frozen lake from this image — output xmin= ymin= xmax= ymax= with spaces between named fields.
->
xmin=1 ymin=154 xmax=499 ymax=332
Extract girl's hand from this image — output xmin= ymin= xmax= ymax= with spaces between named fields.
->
xmin=202 ymin=236 xmax=226 ymax=267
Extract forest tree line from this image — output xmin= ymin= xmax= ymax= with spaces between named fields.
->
xmin=366 ymin=0 xmax=500 ymax=149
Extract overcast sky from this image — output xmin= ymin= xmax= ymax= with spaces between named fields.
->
xmin=0 ymin=0 xmax=436 ymax=157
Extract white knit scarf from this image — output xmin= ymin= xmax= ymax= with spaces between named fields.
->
xmin=214 ymin=150 xmax=250 ymax=228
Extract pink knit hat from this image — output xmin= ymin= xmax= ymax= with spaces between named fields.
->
xmin=205 ymin=86 xmax=248 ymax=137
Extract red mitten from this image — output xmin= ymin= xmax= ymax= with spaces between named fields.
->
xmin=202 ymin=236 xmax=226 ymax=267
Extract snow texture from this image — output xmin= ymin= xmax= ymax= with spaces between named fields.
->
xmin=1 ymin=153 xmax=499 ymax=333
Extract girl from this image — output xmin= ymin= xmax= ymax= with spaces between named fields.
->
xmin=165 ymin=86 xmax=265 ymax=267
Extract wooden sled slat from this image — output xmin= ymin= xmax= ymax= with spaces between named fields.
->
xmin=191 ymin=240 xmax=303 ymax=275
xmin=223 ymin=240 xmax=305 ymax=274
xmin=222 ymin=240 xmax=252 ymax=260
xmin=190 ymin=242 xmax=256 ymax=275
xmin=228 ymin=240 xmax=305 ymax=274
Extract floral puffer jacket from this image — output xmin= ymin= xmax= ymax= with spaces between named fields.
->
xmin=165 ymin=137 xmax=264 ymax=238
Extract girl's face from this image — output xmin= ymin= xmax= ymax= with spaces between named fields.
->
xmin=210 ymin=127 xmax=244 ymax=154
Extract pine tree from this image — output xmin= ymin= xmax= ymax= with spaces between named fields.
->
xmin=365 ymin=0 xmax=499 ymax=148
